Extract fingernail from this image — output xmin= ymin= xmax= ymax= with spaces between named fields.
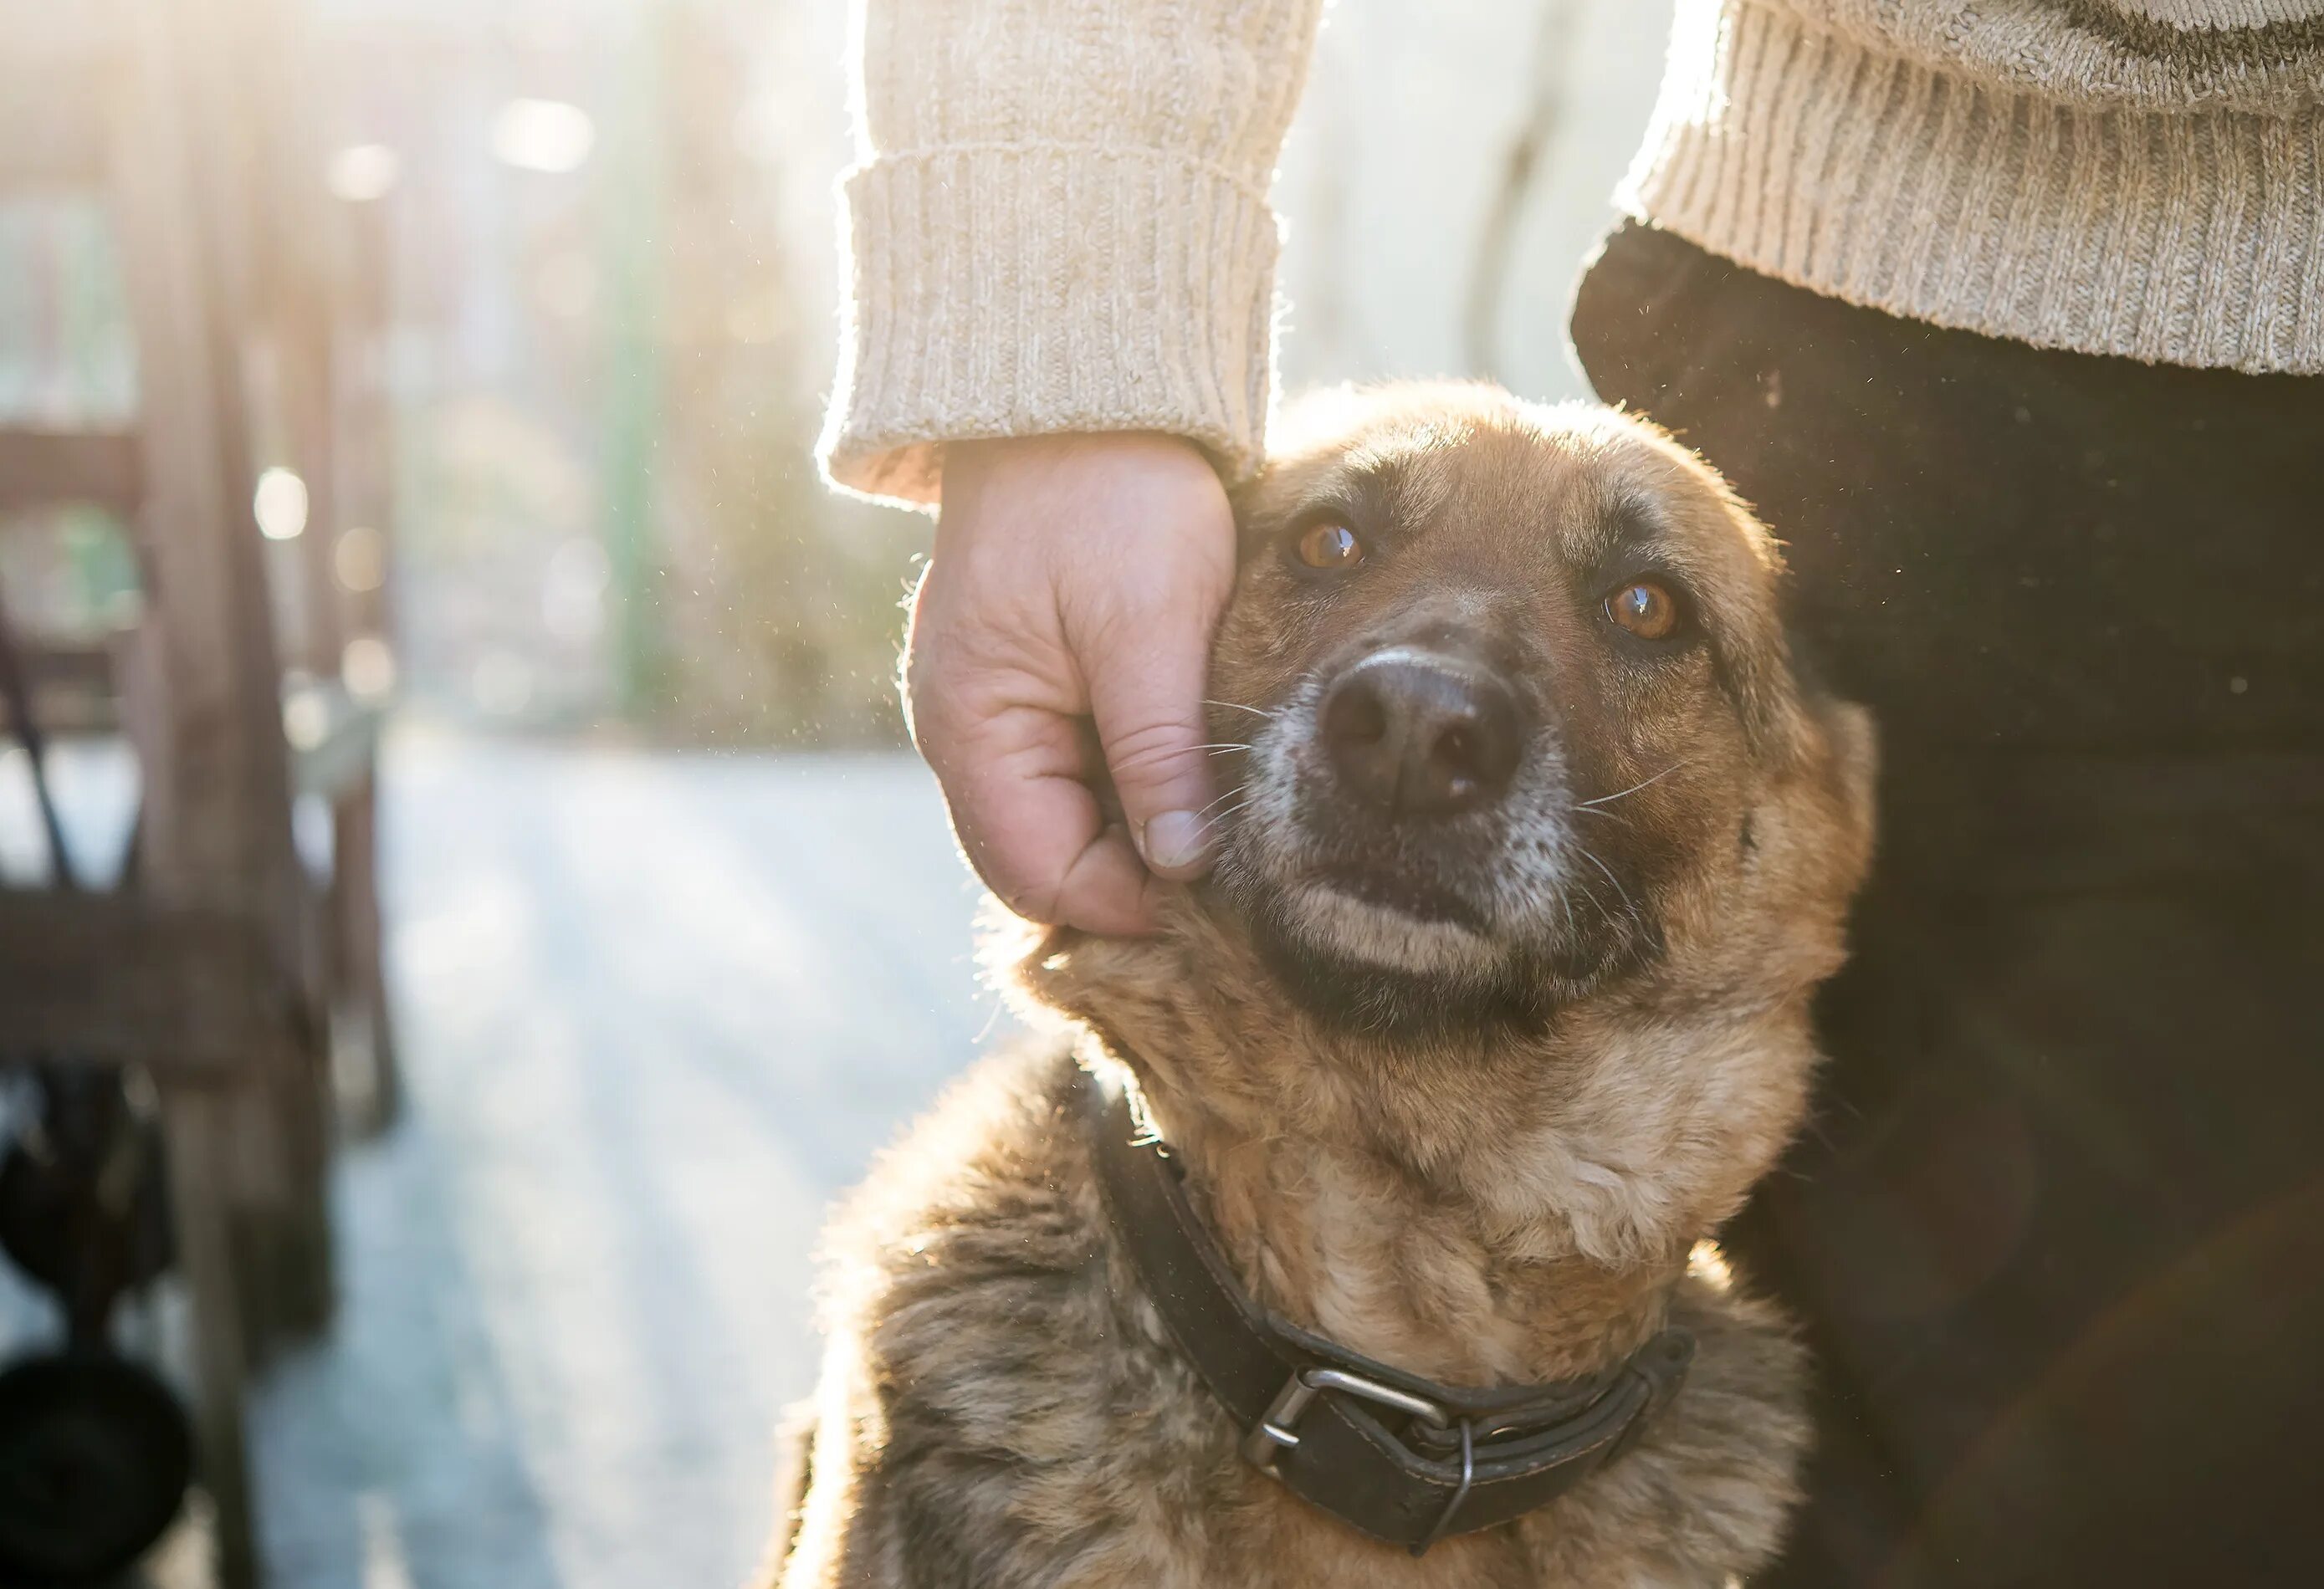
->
xmin=1139 ymin=810 xmax=1212 ymax=874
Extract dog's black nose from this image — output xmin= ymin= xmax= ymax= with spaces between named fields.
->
xmin=1321 ymin=653 xmax=1521 ymax=817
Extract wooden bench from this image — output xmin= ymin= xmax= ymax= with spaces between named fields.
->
xmin=0 ymin=1 xmax=398 ymax=1581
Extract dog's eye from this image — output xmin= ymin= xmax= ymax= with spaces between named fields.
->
xmin=1605 ymin=580 xmax=1682 ymax=641
xmin=1293 ymin=522 xmax=1364 ymax=570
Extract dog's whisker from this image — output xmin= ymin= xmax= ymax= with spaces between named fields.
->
xmin=1195 ymin=796 xmax=1257 ymax=834
xmin=1195 ymin=743 xmax=1252 ymax=756
xmin=1579 ymin=759 xmax=1693 ymax=809
xmin=1194 ymin=794 xmax=1261 ymax=836
xmin=1574 ymin=878 xmax=1620 ymax=938
xmin=1195 ymin=782 xmax=1252 ymax=820
xmin=1203 ymin=698 xmax=1277 ymax=722
xmin=1574 ymin=845 xmax=1640 ymax=926
xmin=1575 ymin=844 xmax=1631 ymax=902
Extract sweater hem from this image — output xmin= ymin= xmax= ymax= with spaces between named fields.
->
xmin=821 ymin=146 xmax=1281 ymax=508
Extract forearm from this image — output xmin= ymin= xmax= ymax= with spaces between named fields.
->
xmin=822 ymin=0 xmax=1325 ymax=506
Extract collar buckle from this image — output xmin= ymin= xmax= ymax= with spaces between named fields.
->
xmin=1241 ymin=1366 xmax=1449 ymax=1476
xmin=1241 ymin=1366 xmax=1481 ymax=1556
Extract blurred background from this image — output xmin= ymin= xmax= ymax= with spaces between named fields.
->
xmin=0 ymin=1 xmax=1670 ymax=1585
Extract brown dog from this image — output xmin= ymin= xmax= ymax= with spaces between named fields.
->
xmin=769 ymin=385 xmax=1876 ymax=1587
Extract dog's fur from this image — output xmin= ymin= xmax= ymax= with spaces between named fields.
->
xmin=768 ymin=386 xmax=1877 ymax=1588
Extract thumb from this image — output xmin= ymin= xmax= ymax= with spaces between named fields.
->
xmin=1084 ymin=626 xmax=1218 ymax=881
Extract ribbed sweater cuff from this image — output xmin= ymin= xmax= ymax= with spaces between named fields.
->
xmin=820 ymin=146 xmax=1282 ymax=508
xmin=1622 ymin=0 xmax=2324 ymax=376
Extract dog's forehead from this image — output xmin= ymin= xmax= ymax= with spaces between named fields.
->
xmin=1274 ymin=400 xmax=1738 ymax=571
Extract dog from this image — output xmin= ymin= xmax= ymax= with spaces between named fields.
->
xmin=766 ymin=384 xmax=1877 ymax=1587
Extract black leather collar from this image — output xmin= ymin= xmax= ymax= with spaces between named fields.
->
xmin=1083 ymin=1065 xmax=1694 ymax=1556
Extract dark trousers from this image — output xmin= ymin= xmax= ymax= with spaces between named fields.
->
xmin=1572 ymin=221 xmax=2324 ymax=1589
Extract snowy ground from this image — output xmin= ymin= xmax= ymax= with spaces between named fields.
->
xmin=2 ymin=732 xmax=1009 ymax=1588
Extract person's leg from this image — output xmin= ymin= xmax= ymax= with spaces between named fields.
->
xmin=1573 ymin=222 xmax=2324 ymax=1589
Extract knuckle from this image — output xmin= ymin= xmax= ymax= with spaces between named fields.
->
xmin=1083 ymin=580 xmax=1183 ymax=637
xmin=1103 ymin=717 xmax=1206 ymax=788
xmin=990 ymin=869 xmax=1062 ymax=926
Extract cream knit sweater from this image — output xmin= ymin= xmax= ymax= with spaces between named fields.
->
xmin=823 ymin=1 xmax=2324 ymax=505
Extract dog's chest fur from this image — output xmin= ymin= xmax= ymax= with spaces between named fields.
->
xmin=781 ymin=1045 xmax=1810 ymax=1589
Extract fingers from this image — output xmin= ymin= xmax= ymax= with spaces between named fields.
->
xmin=1083 ymin=626 xmax=1217 ymax=880
xmin=911 ymin=432 xmax=1239 ymax=935
xmin=921 ymin=698 xmax=1164 ymax=936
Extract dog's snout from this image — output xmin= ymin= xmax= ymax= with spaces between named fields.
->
xmin=1320 ymin=654 xmax=1521 ymax=817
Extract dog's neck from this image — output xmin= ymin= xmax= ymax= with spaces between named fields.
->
xmin=1009 ymin=901 xmax=1823 ymax=1390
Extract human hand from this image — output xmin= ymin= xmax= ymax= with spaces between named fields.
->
xmin=905 ymin=432 xmax=1236 ymax=935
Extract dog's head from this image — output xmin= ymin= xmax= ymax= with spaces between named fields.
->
xmin=1004 ymin=384 xmax=1876 ymax=1256
xmin=1201 ymin=384 xmax=1874 ymax=1035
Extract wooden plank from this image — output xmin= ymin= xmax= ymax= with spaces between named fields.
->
xmin=16 ymin=636 xmax=122 ymax=733
xmin=0 ymin=427 xmax=141 ymax=516
xmin=14 ymin=636 xmax=115 ymax=694
xmin=0 ymin=892 xmax=288 ymax=1073
xmin=17 ymin=673 xmax=391 ymax=778
xmin=19 ymin=689 xmax=122 ymax=735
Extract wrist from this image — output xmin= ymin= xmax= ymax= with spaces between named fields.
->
xmin=944 ymin=431 xmax=1217 ymax=488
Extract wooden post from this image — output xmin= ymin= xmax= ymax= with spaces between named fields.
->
xmin=332 ymin=769 xmax=399 ymax=1130
xmin=160 ymin=1089 xmax=259 ymax=1589
xmin=100 ymin=0 xmax=314 ymax=1576
xmin=332 ymin=184 xmax=405 ymax=1132
xmin=156 ymin=0 xmax=341 ymax=1351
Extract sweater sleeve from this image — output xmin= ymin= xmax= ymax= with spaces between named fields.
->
xmin=818 ymin=0 xmax=1326 ymax=507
